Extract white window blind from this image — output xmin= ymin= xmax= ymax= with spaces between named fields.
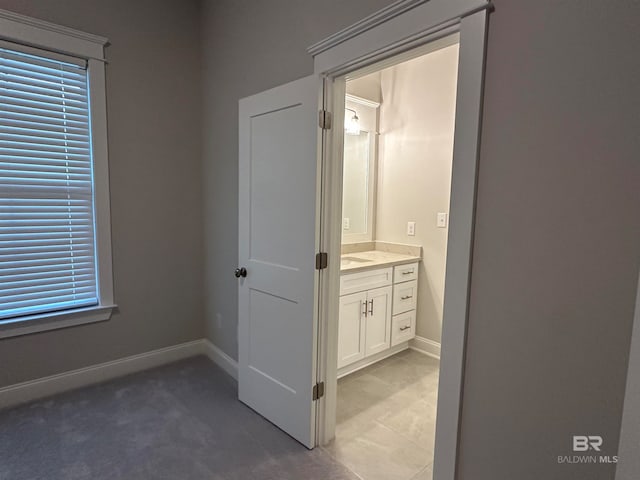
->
xmin=0 ymin=46 xmax=98 ymax=320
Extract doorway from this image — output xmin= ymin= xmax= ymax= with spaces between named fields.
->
xmin=235 ymin=3 xmax=489 ymax=479
xmin=321 ymin=38 xmax=459 ymax=480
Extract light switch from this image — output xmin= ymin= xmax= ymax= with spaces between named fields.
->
xmin=343 ymin=218 xmax=350 ymax=230
xmin=437 ymin=212 xmax=448 ymax=228
xmin=407 ymin=221 xmax=416 ymax=236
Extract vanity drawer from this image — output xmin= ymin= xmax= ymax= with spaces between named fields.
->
xmin=340 ymin=267 xmax=393 ymax=296
xmin=391 ymin=311 xmax=415 ymax=346
xmin=392 ymin=280 xmax=417 ymax=314
xmin=394 ymin=262 xmax=418 ymax=283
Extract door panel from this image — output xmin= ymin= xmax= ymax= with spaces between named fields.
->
xmin=365 ymin=286 xmax=392 ymax=357
xmin=249 ymin=107 xmax=314 ymax=270
xmin=337 ymin=292 xmax=367 ymax=369
xmin=238 ymin=75 xmax=321 ymax=448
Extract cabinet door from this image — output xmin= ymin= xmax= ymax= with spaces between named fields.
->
xmin=365 ymin=286 xmax=392 ymax=357
xmin=338 ymin=291 xmax=367 ymax=369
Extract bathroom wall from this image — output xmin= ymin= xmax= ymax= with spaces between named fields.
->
xmin=375 ymin=44 xmax=459 ymax=343
xmin=346 ymin=73 xmax=382 ymax=103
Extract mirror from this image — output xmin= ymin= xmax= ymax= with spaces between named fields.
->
xmin=342 ymin=94 xmax=380 ymax=243
xmin=342 ymin=95 xmax=379 ymax=243
xmin=342 ymin=131 xmax=371 ymax=237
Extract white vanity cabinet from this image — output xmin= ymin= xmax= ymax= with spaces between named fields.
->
xmin=337 ymin=268 xmax=392 ymax=369
xmin=364 ymin=286 xmax=392 ymax=357
xmin=337 ymin=291 xmax=367 ymax=368
xmin=337 ymin=286 xmax=392 ymax=368
xmin=338 ymin=261 xmax=418 ymax=373
xmin=391 ymin=262 xmax=418 ymax=346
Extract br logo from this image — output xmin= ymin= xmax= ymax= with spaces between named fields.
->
xmin=573 ymin=436 xmax=603 ymax=452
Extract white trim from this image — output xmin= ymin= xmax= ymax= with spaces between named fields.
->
xmin=202 ymin=339 xmax=239 ymax=380
xmin=88 ymin=57 xmax=115 ymax=309
xmin=0 ymin=38 xmax=87 ymax=67
xmin=310 ymin=0 xmax=490 ymax=76
xmin=316 ymin=76 xmax=346 ymax=446
xmin=307 ymin=0 xmax=428 ymax=56
xmin=338 ymin=342 xmax=408 ymax=379
xmin=410 ymin=336 xmax=441 ymax=360
xmin=0 ymin=305 xmax=115 ymax=339
xmin=345 ymin=93 xmax=380 ymax=109
xmin=0 ymin=339 xmax=204 ymax=411
xmin=0 ymin=338 xmax=242 ymax=411
xmin=0 ymin=8 xmax=107 ymax=60
xmin=0 ymin=11 xmax=114 ymax=339
xmin=434 ymin=11 xmax=488 ymax=480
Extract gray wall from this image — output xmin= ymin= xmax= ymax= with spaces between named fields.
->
xmin=616 ymin=273 xmax=640 ymax=480
xmin=201 ymin=0 xmax=393 ymax=359
xmin=202 ymin=0 xmax=640 ymax=479
xmin=459 ymin=1 xmax=639 ymax=478
xmin=0 ymin=0 xmax=204 ymax=387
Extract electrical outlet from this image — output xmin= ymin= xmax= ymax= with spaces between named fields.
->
xmin=343 ymin=218 xmax=350 ymax=230
xmin=407 ymin=221 xmax=416 ymax=236
xmin=437 ymin=212 xmax=448 ymax=228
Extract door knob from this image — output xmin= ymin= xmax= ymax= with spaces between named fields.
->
xmin=235 ymin=267 xmax=247 ymax=278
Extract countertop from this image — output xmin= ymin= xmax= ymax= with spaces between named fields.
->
xmin=340 ymin=250 xmax=421 ymax=274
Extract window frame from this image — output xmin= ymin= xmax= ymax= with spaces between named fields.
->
xmin=0 ymin=9 xmax=114 ymax=338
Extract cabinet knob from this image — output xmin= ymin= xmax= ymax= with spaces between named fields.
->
xmin=235 ymin=267 xmax=247 ymax=278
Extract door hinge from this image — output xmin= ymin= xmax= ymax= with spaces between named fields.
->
xmin=313 ymin=381 xmax=325 ymax=401
xmin=318 ymin=109 xmax=332 ymax=130
xmin=315 ymin=252 xmax=328 ymax=270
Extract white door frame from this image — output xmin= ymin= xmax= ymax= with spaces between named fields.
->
xmin=309 ymin=1 xmax=491 ymax=478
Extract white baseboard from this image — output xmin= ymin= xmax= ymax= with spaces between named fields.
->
xmin=410 ymin=335 xmax=441 ymax=360
xmin=202 ymin=339 xmax=238 ymax=380
xmin=337 ymin=342 xmax=408 ymax=379
xmin=0 ymin=339 xmax=204 ymax=411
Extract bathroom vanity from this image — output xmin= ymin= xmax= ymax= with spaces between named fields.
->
xmin=337 ymin=95 xmax=426 ymax=377
xmin=338 ymin=247 xmax=421 ymax=377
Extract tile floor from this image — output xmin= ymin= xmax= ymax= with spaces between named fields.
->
xmin=322 ymin=349 xmax=440 ymax=480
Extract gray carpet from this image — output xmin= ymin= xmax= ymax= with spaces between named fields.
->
xmin=0 ymin=357 xmax=358 ymax=480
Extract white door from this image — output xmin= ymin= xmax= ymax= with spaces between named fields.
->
xmin=237 ymin=75 xmax=322 ymax=449
xmin=337 ymin=291 xmax=367 ymax=369
xmin=365 ymin=286 xmax=392 ymax=357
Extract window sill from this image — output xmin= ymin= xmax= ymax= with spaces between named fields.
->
xmin=0 ymin=305 xmax=116 ymax=339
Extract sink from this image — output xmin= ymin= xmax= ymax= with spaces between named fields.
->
xmin=341 ymin=256 xmax=372 ymax=266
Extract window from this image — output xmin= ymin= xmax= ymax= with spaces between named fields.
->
xmin=0 ymin=10 xmax=114 ymax=338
